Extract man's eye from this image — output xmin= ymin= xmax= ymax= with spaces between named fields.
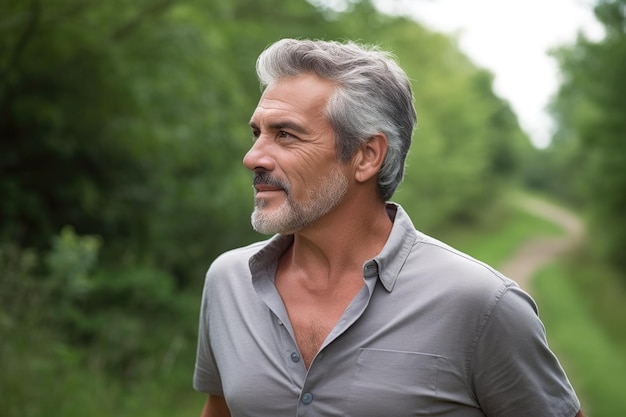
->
xmin=251 ymin=130 xmax=260 ymax=140
xmin=277 ymin=131 xmax=295 ymax=139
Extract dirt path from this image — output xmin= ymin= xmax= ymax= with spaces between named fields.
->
xmin=499 ymin=196 xmax=585 ymax=292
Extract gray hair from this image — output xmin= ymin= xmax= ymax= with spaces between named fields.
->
xmin=256 ymin=38 xmax=417 ymax=201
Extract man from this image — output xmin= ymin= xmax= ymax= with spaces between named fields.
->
xmin=194 ymin=38 xmax=584 ymax=417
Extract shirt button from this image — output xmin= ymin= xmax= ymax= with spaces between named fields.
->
xmin=277 ymin=319 xmax=283 ymax=326
xmin=301 ymin=392 xmax=313 ymax=404
xmin=290 ymin=352 xmax=300 ymax=362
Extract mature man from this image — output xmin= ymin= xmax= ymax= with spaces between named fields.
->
xmin=194 ymin=38 xmax=584 ymax=417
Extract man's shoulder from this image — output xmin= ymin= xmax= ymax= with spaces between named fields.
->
xmin=416 ymin=234 xmax=496 ymax=271
xmin=410 ymin=234 xmax=516 ymax=295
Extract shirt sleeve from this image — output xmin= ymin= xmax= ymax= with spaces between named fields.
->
xmin=470 ymin=285 xmax=580 ymax=417
xmin=193 ymin=271 xmax=224 ymax=395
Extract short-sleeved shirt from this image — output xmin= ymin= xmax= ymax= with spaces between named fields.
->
xmin=194 ymin=203 xmax=580 ymax=417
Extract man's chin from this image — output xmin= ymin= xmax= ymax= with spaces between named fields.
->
xmin=251 ymin=210 xmax=287 ymax=235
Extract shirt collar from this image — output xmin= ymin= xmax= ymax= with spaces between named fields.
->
xmin=248 ymin=233 xmax=293 ymax=279
xmin=369 ymin=203 xmax=421 ymax=292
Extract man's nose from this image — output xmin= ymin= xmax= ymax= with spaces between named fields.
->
xmin=243 ymin=136 xmax=274 ymax=172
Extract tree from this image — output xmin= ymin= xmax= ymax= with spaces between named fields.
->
xmin=550 ymin=0 xmax=626 ymax=272
xmin=0 ymin=0 xmax=180 ymax=251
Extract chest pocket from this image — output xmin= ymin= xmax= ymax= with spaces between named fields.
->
xmin=345 ymin=348 xmax=441 ymax=417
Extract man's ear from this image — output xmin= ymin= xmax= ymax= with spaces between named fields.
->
xmin=353 ymin=133 xmax=388 ymax=183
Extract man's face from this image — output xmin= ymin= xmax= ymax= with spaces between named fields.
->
xmin=244 ymin=73 xmax=351 ymax=235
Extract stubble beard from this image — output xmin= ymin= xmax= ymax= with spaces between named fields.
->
xmin=251 ymin=165 xmax=350 ymax=235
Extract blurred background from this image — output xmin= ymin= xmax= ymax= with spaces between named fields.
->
xmin=1 ymin=0 xmax=625 ymax=416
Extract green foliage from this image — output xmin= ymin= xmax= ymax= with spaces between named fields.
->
xmin=45 ymin=225 xmax=101 ymax=297
xmin=0 ymin=228 xmax=199 ymax=417
xmin=548 ymin=0 xmax=626 ymax=273
xmin=560 ymin=247 xmax=626 ymax=354
xmin=0 ymin=0 xmax=531 ymax=282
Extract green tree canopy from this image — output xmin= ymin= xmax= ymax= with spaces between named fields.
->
xmin=1 ymin=0 xmax=530 ymax=284
xmin=550 ymin=0 xmax=626 ymax=272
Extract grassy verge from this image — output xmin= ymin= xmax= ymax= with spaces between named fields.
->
xmin=437 ymin=193 xmax=563 ymax=267
xmin=532 ymin=259 xmax=626 ymax=417
xmin=0 ymin=331 xmax=205 ymax=417
xmin=533 ymin=263 xmax=626 ymax=417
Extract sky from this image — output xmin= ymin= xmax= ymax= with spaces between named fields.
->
xmin=371 ymin=0 xmax=605 ymax=148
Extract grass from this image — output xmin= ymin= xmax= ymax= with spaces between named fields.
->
xmin=0 ymin=335 xmax=207 ymax=417
xmin=437 ymin=194 xmax=563 ymax=267
xmin=533 ymin=261 xmax=626 ymax=417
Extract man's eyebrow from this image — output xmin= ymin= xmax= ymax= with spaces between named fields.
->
xmin=248 ymin=120 xmax=308 ymax=135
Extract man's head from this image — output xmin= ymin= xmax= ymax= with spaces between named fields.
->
xmin=255 ymin=38 xmax=417 ymax=201
xmin=245 ymin=73 xmax=350 ymax=235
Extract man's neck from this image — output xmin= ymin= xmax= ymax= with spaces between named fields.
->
xmin=282 ymin=200 xmax=393 ymax=288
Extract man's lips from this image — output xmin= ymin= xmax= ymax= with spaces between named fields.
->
xmin=254 ymin=184 xmax=284 ymax=193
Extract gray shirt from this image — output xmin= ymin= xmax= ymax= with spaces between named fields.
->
xmin=194 ymin=203 xmax=580 ymax=417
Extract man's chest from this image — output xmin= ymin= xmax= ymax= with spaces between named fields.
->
xmin=212 ymin=284 xmax=482 ymax=417
xmin=274 ymin=268 xmax=364 ymax=369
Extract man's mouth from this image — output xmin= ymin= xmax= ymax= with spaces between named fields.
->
xmin=253 ymin=173 xmax=287 ymax=194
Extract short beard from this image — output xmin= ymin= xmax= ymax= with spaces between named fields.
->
xmin=251 ymin=165 xmax=349 ymax=235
